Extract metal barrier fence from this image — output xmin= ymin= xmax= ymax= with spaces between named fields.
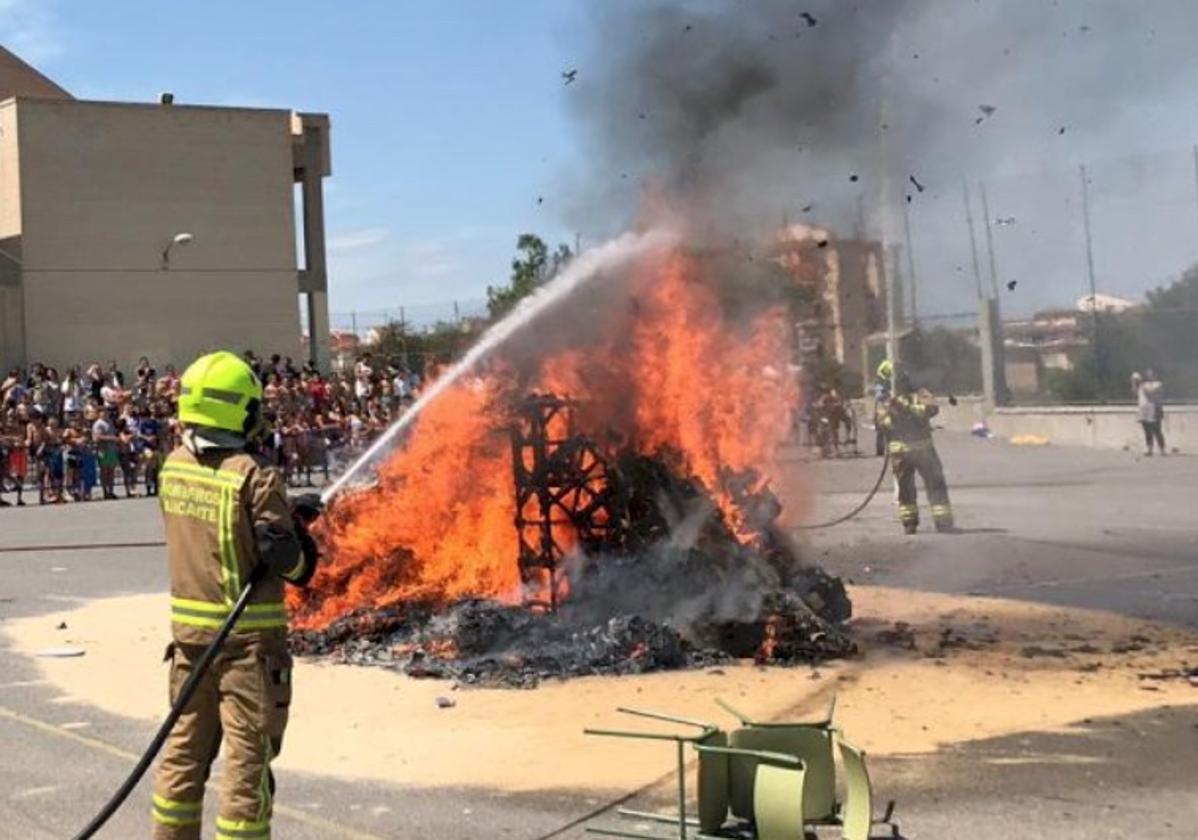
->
xmin=329 ymin=298 xmax=488 ymax=337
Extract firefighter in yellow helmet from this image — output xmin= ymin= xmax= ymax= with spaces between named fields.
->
xmin=876 ymin=363 xmax=955 ymax=534
xmin=152 ymin=351 xmax=320 ymax=840
xmin=872 ymin=359 xmax=894 ymax=457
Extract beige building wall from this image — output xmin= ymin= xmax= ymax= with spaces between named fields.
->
xmin=13 ymin=99 xmax=302 ymax=373
xmin=0 ymin=99 xmax=23 ymax=367
xmin=0 ymin=100 xmax=19 ymax=239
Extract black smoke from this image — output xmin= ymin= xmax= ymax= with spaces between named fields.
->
xmin=562 ymin=1 xmax=1198 ymax=315
xmin=566 ymin=0 xmax=909 ymax=237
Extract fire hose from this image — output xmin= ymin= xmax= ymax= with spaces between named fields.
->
xmin=792 ymin=451 xmax=890 ymax=530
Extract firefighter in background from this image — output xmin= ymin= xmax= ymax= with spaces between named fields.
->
xmin=873 ymin=360 xmax=893 ymax=457
xmin=876 ymin=361 xmax=955 ymax=534
xmin=153 ymin=351 xmax=320 ymax=840
xmin=812 ymin=386 xmax=852 ymax=458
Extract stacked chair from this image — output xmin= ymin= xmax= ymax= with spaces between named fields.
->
xmin=584 ymin=697 xmax=899 ymax=840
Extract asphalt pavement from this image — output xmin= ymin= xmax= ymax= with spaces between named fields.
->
xmin=1 ymin=432 xmax=1195 ymax=838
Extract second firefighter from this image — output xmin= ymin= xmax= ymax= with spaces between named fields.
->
xmin=876 ymin=363 xmax=955 ymax=534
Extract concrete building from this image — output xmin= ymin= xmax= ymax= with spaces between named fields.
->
xmin=1002 ymin=307 xmax=1097 ymax=395
xmin=0 ymin=46 xmax=332 ymax=374
xmin=774 ymin=223 xmax=886 ymax=379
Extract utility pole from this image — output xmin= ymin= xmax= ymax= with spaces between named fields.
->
xmin=879 ymin=29 xmax=898 ymax=394
xmin=1079 ymin=163 xmax=1101 ymax=395
xmin=979 ymin=181 xmax=1000 ymax=298
xmin=962 ymin=181 xmax=984 ymax=300
xmin=975 ymin=181 xmax=1009 ymax=407
xmin=351 ymin=311 xmax=358 ymax=337
xmin=901 ymin=197 xmax=918 ymax=325
xmin=399 ymin=305 xmax=409 ymax=368
xmin=1192 ymin=145 xmax=1198 ymax=242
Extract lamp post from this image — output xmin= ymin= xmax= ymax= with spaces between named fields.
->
xmin=160 ymin=232 xmax=194 ymax=270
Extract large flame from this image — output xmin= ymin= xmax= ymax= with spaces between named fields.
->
xmin=290 ymin=247 xmax=798 ymax=630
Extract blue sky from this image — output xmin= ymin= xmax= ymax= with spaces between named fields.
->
xmin=3 ymin=0 xmax=584 ymax=318
xmin=7 ymin=0 xmax=1198 ymax=326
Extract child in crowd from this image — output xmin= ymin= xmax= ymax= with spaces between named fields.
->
xmin=88 ymin=406 xmax=119 ymax=500
xmin=138 ymin=406 xmax=163 ymax=496
xmin=41 ymin=416 xmax=65 ymax=504
xmin=117 ymin=411 xmax=140 ymax=497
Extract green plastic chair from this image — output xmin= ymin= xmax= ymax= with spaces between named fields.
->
xmin=583 ymin=707 xmax=724 ymax=839
xmin=837 ymin=736 xmax=871 ymax=840
xmin=836 ymin=736 xmax=899 ymax=840
xmin=718 ymin=698 xmax=838 ymax=825
xmin=583 ymin=710 xmax=814 ymax=840
xmin=693 ymin=745 xmax=808 ymax=840
xmin=754 ymin=763 xmax=808 ymax=840
xmin=716 ymin=697 xmax=899 ymax=838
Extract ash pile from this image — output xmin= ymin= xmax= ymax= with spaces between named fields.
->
xmin=291 ymin=394 xmax=855 ymax=688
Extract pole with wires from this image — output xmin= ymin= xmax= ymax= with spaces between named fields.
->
xmin=1079 ymin=163 xmax=1103 ymax=397
xmin=879 ymin=27 xmax=899 ymax=395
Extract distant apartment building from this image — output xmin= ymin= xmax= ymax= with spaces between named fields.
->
xmin=774 ymin=223 xmax=887 ymax=379
xmin=328 ymin=330 xmax=363 ymax=373
xmin=1002 ymin=294 xmax=1138 ymax=395
xmin=0 ymin=46 xmax=332 ymax=373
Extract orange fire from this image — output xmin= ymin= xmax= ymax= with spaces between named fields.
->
xmin=290 ymin=246 xmax=798 ymax=630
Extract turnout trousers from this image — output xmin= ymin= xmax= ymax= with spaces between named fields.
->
xmin=152 ymin=636 xmax=292 ymax=840
xmin=890 ymin=441 xmax=954 ymax=531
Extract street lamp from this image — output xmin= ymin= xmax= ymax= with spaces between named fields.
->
xmin=161 ymin=232 xmax=194 ymax=270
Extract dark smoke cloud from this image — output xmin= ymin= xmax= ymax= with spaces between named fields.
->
xmin=566 ymin=0 xmax=907 ymax=237
xmin=562 ymin=1 xmax=1198 ymax=315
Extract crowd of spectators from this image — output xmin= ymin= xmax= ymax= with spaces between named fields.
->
xmin=0 ymin=350 xmax=423 ymax=506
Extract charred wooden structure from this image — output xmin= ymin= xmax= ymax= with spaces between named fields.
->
xmin=510 ymin=394 xmax=614 ymax=608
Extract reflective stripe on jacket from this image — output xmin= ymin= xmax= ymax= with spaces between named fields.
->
xmin=888 ymin=438 xmax=934 ymax=455
xmin=878 ymin=394 xmax=939 ymax=451
xmin=160 ymin=445 xmax=295 ymax=644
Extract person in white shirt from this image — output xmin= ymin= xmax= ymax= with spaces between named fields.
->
xmin=353 ymin=354 xmax=374 ymax=403
xmin=60 ymin=367 xmax=84 ymax=419
xmin=1132 ymin=370 xmax=1166 ymax=456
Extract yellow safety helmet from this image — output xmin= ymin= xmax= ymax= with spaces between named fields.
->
xmin=876 ymin=359 xmax=894 ymax=380
xmin=178 ymin=351 xmax=263 ymax=435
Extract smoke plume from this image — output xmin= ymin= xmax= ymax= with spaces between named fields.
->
xmin=567 ymin=0 xmax=908 ymax=238
xmin=563 ymin=1 xmax=1198 ymax=313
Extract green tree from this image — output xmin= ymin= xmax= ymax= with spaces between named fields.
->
xmin=486 ymin=234 xmax=573 ymax=319
xmin=1041 ymin=262 xmax=1198 ymax=402
xmin=1146 ymin=263 xmax=1198 ymax=311
xmin=904 ymin=326 xmax=983 ymax=395
xmin=366 ymin=319 xmax=482 ymax=370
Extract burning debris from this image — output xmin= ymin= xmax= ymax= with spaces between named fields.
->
xmin=291 ymin=390 xmax=854 ymax=688
xmin=283 ymin=229 xmax=861 ymax=687
xmin=291 ymin=585 xmax=854 ymax=690
xmin=292 ymin=600 xmax=713 ymax=689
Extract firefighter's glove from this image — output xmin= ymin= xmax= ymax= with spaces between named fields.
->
xmin=287 ymin=494 xmax=323 ymax=587
xmin=253 ymin=521 xmax=303 ymax=579
xmin=290 ymin=493 xmax=324 ymax=527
